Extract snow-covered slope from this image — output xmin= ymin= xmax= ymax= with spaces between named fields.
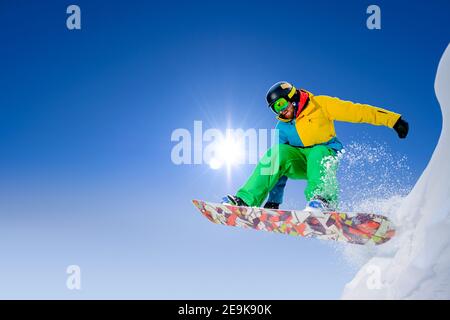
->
xmin=342 ymin=44 xmax=450 ymax=299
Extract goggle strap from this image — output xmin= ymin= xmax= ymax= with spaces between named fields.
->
xmin=287 ymin=86 xmax=296 ymax=99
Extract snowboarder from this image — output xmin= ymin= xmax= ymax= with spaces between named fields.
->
xmin=223 ymin=81 xmax=409 ymax=212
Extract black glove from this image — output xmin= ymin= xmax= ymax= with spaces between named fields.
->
xmin=393 ymin=117 xmax=409 ymax=139
xmin=264 ymin=202 xmax=280 ymax=209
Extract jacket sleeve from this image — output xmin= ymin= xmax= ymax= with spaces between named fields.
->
xmin=267 ymin=175 xmax=288 ymax=204
xmin=316 ymin=95 xmax=401 ymax=128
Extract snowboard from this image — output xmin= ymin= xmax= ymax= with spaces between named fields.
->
xmin=192 ymin=199 xmax=395 ymax=245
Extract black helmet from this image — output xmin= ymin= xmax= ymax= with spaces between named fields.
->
xmin=266 ymin=81 xmax=298 ymax=113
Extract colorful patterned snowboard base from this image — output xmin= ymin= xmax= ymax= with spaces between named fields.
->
xmin=192 ymin=199 xmax=396 ymax=245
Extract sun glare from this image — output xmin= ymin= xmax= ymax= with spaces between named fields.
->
xmin=208 ymin=134 xmax=245 ymax=170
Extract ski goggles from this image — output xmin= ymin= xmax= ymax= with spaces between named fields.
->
xmin=271 ymin=97 xmax=290 ymax=114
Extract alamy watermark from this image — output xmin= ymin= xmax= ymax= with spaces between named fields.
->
xmin=66 ymin=5 xmax=81 ymax=30
xmin=66 ymin=265 xmax=81 ymax=290
xmin=367 ymin=5 xmax=381 ymax=30
xmin=171 ymin=120 xmax=280 ymax=172
xmin=64 ymin=4 xmax=381 ymax=31
xmin=366 ymin=264 xmax=382 ymax=290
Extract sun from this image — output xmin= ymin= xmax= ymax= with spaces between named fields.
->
xmin=208 ymin=134 xmax=245 ymax=170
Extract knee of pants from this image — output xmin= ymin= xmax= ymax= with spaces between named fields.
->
xmin=259 ymin=144 xmax=294 ymax=177
xmin=264 ymin=143 xmax=293 ymax=167
xmin=309 ymin=146 xmax=337 ymax=167
xmin=308 ymin=146 xmax=338 ymax=178
xmin=309 ymin=145 xmax=333 ymax=159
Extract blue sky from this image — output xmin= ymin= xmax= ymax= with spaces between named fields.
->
xmin=0 ymin=0 xmax=449 ymax=298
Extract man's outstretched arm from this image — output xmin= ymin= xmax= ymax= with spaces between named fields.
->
xmin=317 ymin=95 xmax=401 ymax=127
xmin=316 ymin=95 xmax=408 ymax=138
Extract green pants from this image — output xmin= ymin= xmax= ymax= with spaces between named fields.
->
xmin=236 ymin=144 xmax=339 ymax=207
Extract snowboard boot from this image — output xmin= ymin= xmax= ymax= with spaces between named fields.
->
xmin=304 ymin=196 xmax=334 ymax=213
xmin=264 ymin=201 xmax=280 ymax=209
xmin=222 ymin=194 xmax=248 ymax=207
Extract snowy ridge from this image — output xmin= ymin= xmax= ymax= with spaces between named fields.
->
xmin=342 ymin=44 xmax=450 ymax=299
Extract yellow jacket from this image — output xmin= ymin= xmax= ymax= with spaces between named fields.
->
xmin=276 ymin=90 xmax=401 ymax=149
